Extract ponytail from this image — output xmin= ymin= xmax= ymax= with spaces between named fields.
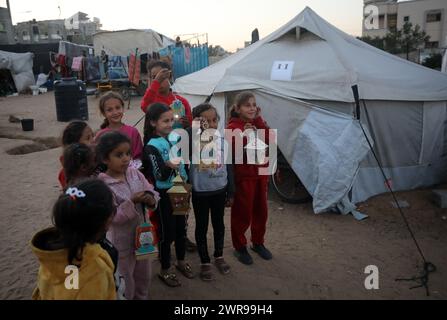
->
xmin=100 ymin=118 xmax=110 ymax=130
xmin=229 ymin=105 xmax=239 ymax=118
xmin=52 ymin=179 xmax=115 ymax=265
xmin=143 ymin=119 xmax=155 ymax=146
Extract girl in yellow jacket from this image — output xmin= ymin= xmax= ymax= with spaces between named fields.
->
xmin=31 ymin=179 xmax=117 ymax=300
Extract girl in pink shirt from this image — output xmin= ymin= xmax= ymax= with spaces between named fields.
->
xmin=95 ymin=91 xmax=143 ymax=161
xmin=97 ymin=131 xmax=159 ymax=300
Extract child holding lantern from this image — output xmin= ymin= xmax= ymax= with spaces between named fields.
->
xmin=141 ymin=60 xmax=196 ymax=252
xmin=143 ymin=102 xmax=194 ymax=287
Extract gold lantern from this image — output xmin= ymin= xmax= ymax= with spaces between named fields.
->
xmin=167 ymin=172 xmax=192 ymax=215
xmin=199 ymin=130 xmax=218 ymax=171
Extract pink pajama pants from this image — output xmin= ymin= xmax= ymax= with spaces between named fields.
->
xmin=118 ymin=254 xmax=151 ymax=300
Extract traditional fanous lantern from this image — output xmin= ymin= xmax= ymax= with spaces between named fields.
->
xmin=167 ymin=172 xmax=192 ymax=215
xmin=245 ymin=128 xmax=269 ymax=165
xmin=135 ymin=203 xmax=157 ymax=260
xmin=198 ymin=118 xmax=218 ymax=171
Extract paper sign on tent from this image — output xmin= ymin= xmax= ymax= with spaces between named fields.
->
xmin=270 ymin=61 xmax=295 ymax=81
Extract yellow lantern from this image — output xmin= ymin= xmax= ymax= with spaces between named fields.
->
xmin=199 ymin=130 xmax=218 ymax=171
xmin=167 ymin=172 xmax=192 ymax=215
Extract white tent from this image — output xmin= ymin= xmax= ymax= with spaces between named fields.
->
xmin=93 ymin=29 xmax=174 ymax=57
xmin=173 ymin=7 xmax=447 ymax=215
xmin=0 ymin=50 xmax=35 ymax=93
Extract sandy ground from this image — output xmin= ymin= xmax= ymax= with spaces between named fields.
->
xmin=0 ymin=92 xmax=446 ymax=300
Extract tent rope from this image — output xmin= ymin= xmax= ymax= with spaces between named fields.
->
xmin=359 ymin=98 xmax=436 ymax=296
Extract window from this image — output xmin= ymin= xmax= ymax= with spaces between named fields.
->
xmin=425 ymin=41 xmax=439 ymax=48
xmin=379 ymin=15 xmax=385 ymax=29
xmin=427 ymin=12 xmax=442 ymax=22
xmin=404 ymin=16 xmax=409 ymax=22
xmin=388 ymin=14 xmax=397 ymax=30
xmin=22 ymin=30 xmax=30 ymax=41
xmin=0 ymin=22 xmax=5 ymax=32
xmin=32 ymin=25 xmax=39 ymax=35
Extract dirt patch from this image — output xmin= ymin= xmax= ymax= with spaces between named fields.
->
xmin=0 ymin=93 xmax=446 ymax=300
xmin=1 ymin=135 xmax=60 ymax=155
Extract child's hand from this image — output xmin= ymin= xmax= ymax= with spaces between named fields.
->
xmin=166 ymin=157 xmax=181 ymax=169
xmin=225 ymin=197 xmax=234 ymax=208
xmin=192 ymin=117 xmax=202 ymax=124
xmin=131 ymin=192 xmax=147 ymax=204
xmin=154 ymin=68 xmax=171 ymax=83
xmin=180 ymin=116 xmax=190 ymax=128
xmin=143 ymin=192 xmax=156 ymax=207
xmin=244 ymin=123 xmax=257 ymax=131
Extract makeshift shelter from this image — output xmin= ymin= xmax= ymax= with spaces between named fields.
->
xmin=0 ymin=50 xmax=35 ymax=93
xmin=173 ymin=7 xmax=447 ymax=215
xmin=93 ymin=29 xmax=174 ymax=57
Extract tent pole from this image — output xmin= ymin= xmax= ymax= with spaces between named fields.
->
xmin=351 ymin=85 xmax=360 ymax=120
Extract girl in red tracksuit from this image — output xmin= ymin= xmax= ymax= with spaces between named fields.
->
xmin=226 ymin=91 xmax=273 ymax=265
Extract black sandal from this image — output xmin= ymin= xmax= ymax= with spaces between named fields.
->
xmin=158 ymin=272 xmax=181 ymax=287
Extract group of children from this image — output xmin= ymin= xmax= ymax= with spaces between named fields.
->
xmin=31 ymin=60 xmax=273 ymax=300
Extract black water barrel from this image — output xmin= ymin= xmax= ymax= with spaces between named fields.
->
xmin=54 ymin=78 xmax=88 ymax=122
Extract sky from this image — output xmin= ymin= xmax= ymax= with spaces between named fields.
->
xmin=4 ymin=0 xmax=365 ymax=52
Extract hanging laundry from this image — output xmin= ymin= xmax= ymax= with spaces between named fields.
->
xmin=71 ymin=56 xmax=84 ymax=71
xmin=128 ymin=54 xmax=141 ymax=86
xmin=85 ymin=56 xmax=101 ymax=81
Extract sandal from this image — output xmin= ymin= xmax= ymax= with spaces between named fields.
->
xmin=215 ymin=257 xmax=231 ymax=275
xmin=176 ymin=262 xmax=195 ymax=279
xmin=200 ymin=264 xmax=214 ymax=281
xmin=158 ymin=272 xmax=181 ymax=287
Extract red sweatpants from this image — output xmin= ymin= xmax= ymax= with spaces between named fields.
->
xmin=231 ymin=178 xmax=269 ymax=250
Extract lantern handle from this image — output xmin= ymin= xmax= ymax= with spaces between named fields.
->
xmin=140 ymin=203 xmax=147 ymax=223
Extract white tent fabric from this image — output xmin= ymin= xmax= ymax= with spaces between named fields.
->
xmin=173 ymin=7 xmax=447 ymax=215
xmin=256 ymin=91 xmax=370 ymax=213
xmin=175 ymin=7 xmax=447 ymax=102
xmin=93 ymin=29 xmax=174 ymax=57
xmin=0 ymin=50 xmax=35 ymax=93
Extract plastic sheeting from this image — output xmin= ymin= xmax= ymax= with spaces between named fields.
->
xmin=256 ymin=90 xmax=371 ymax=213
xmin=159 ymin=45 xmax=209 ymax=79
xmin=0 ymin=50 xmax=35 ymax=93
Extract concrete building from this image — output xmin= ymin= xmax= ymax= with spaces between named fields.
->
xmin=0 ymin=0 xmax=14 ymax=45
xmin=12 ymin=12 xmax=101 ymax=45
xmin=65 ymin=12 xmax=101 ymax=45
xmin=363 ymin=0 xmax=447 ymax=49
xmin=14 ymin=19 xmax=65 ymax=44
